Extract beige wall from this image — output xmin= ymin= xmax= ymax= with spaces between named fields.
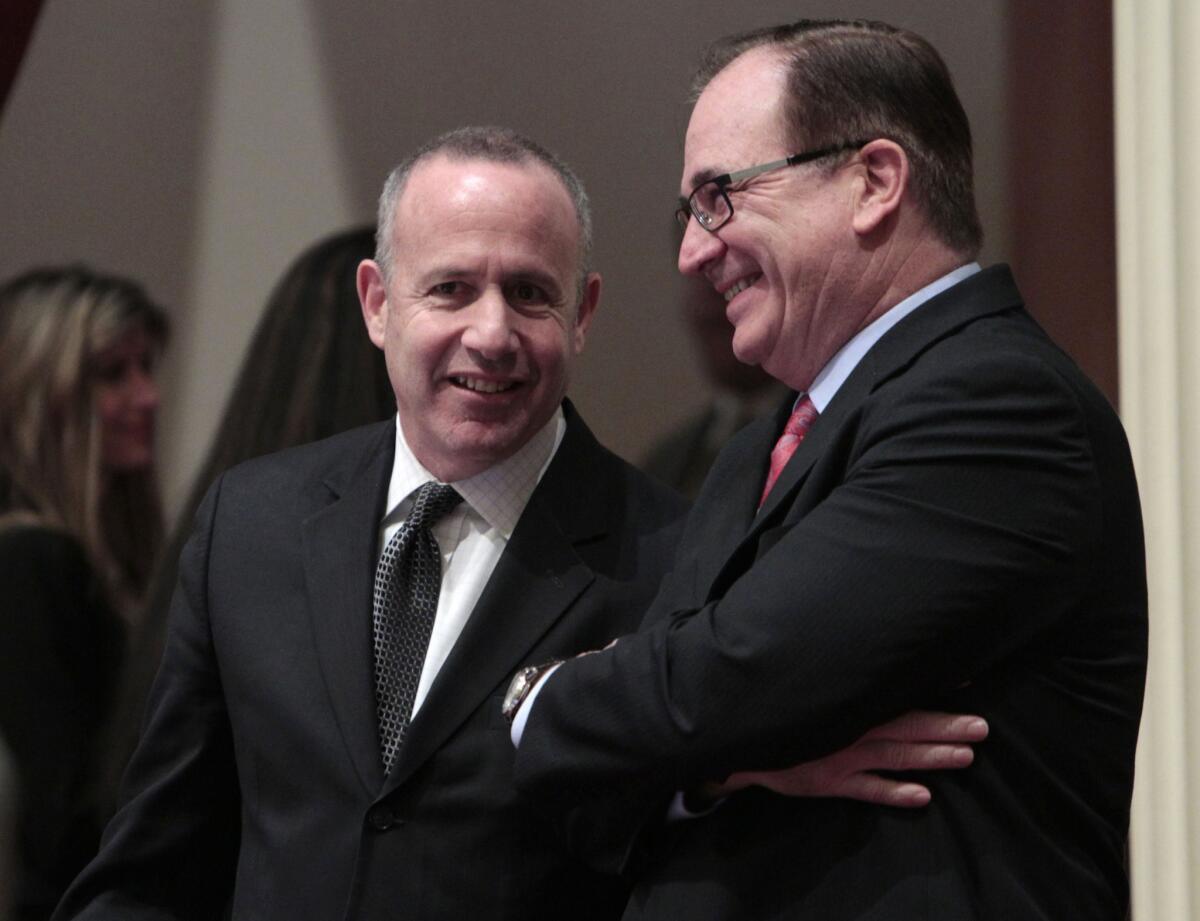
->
xmin=0 ymin=0 xmax=1010 ymax=520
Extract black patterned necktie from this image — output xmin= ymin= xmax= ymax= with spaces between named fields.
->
xmin=372 ymin=481 xmax=463 ymax=775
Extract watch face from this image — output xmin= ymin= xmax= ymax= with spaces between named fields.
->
xmin=503 ymin=668 xmax=534 ymax=719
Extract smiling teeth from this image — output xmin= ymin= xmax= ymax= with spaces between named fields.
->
xmin=724 ymin=275 xmax=761 ymax=302
xmin=454 ymin=377 xmax=514 ymax=393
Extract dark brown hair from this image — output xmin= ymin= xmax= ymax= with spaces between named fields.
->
xmin=191 ymin=224 xmax=394 ymax=478
xmin=693 ymin=19 xmax=983 ymax=256
xmin=150 ymin=225 xmax=391 ymax=628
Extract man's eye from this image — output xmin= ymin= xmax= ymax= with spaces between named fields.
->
xmin=431 ymin=281 xmax=461 ymax=296
xmin=510 ymin=282 xmax=549 ymax=305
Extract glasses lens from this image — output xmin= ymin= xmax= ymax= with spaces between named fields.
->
xmin=690 ymin=181 xmax=728 ymax=230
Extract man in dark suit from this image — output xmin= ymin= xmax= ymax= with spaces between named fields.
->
xmin=512 ymin=20 xmax=1147 ymax=920
xmin=51 ymin=128 xmax=688 ymax=921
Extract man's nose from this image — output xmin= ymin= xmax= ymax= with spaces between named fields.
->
xmin=461 ymin=289 xmax=519 ymax=358
xmin=677 ymin=216 xmax=725 ymax=276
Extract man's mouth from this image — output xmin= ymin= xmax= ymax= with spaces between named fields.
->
xmin=451 ymin=376 xmax=519 ymax=394
xmin=723 ymin=274 xmax=762 ymax=302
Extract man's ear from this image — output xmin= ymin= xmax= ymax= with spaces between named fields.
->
xmin=572 ymin=272 xmax=602 ymax=355
xmin=357 ymin=259 xmax=389 ymax=349
xmin=851 ymin=139 xmax=908 ymax=237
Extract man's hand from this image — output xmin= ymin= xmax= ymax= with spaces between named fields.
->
xmin=712 ymin=711 xmax=988 ymax=808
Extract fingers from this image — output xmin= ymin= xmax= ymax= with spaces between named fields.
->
xmin=840 ymin=775 xmax=933 ymax=809
xmin=855 ymin=740 xmax=975 ymax=772
xmin=862 ymin=711 xmax=988 ymax=744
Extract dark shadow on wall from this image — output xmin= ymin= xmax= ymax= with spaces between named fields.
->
xmin=0 ymin=0 xmax=45 ymax=118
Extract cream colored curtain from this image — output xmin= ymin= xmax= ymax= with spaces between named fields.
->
xmin=1115 ymin=1 xmax=1200 ymax=918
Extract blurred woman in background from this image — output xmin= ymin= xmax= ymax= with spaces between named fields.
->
xmin=0 ymin=266 xmax=167 ymax=920
xmin=174 ymin=225 xmax=392 ymax=492
xmin=111 ymin=224 xmax=394 ymax=777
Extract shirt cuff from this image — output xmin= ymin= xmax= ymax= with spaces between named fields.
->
xmin=666 ymin=789 xmax=725 ymax=821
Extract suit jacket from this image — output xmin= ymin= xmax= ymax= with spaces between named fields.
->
xmin=515 ymin=266 xmax=1147 ymax=920
xmin=54 ymin=404 xmax=687 ymax=921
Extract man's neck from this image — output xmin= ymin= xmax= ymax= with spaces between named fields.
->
xmin=855 ymin=234 xmax=973 ymax=338
xmin=804 ymin=260 xmax=981 ymax=412
xmin=781 ymin=231 xmax=971 ymax=393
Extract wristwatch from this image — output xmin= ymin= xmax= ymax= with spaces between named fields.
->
xmin=502 ymin=659 xmax=563 ymax=726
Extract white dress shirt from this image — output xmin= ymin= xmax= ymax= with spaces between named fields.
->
xmin=380 ymin=407 xmax=565 ymax=716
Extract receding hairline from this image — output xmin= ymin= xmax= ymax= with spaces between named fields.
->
xmin=394 ymin=151 xmax=580 ymax=230
xmin=374 ymin=127 xmax=595 ymax=297
xmin=683 ymin=46 xmax=794 ymax=190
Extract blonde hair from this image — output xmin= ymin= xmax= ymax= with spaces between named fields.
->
xmin=0 ymin=266 xmax=168 ymax=618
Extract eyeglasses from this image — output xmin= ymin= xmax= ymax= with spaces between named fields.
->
xmin=675 ymin=140 xmax=868 ymax=233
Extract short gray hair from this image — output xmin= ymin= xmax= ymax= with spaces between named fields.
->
xmin=374 ymin=126 xmax=594 ymax=302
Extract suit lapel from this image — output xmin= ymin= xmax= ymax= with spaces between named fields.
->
xmin=382 ymin=407 xmax=603 ymax=792
xmin=384 ymin=492 xmax=594 ymax=791
xmin=747 ymin=265 xmax=1025 ymax=541
xmin=301 ymin=422 xmax=395 ymax=795
xmin=687 ymin=400 xmax=789 ymax=600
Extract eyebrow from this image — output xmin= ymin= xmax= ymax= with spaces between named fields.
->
xmin=684 ymin=163 xmax=730 ymax=191
xmin=508 ymin=268 xmax=565 ymax=298
xmin=414 ymin=265 xmax=472 ymax=288
xmin=416 ymin=265 xmax=565 ymax=297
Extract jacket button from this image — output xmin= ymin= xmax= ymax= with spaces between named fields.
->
xmin=367 ymin=805 xmax=399 ymax=831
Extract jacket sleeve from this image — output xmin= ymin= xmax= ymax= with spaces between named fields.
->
xmin=515 ymin=352 xmax=1104 ymax=796
xmin=53 ymin=480 xmax=241 ymax=921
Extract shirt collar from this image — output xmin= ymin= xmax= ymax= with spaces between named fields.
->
xmin=385 ymin=407 xmax=566 ymax=538
xmin=806 ymin=262 xmax=981 ymax=412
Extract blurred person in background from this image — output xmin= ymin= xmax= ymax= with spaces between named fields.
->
xmin=642 ymin=272 xmax=786 ymax=498
xmin=0 ymin=266 xmax=168 ymax=921
xmin=108 ymin=225 xmax=394 ymax=777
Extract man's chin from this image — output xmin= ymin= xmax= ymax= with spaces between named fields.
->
xmin=730 ymin=331 xmax=767 ymax=370
xmin=433 ymin=420 xmax=533 ymax=480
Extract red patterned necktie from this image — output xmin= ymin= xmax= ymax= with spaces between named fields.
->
xmin=759 ymin=396 xmax=818 ymax=507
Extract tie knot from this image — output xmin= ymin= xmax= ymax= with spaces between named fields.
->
xmin=783 ymin=396 xmax=819 ymax=437
xmin=407 ymin=482 xmax=463 ymax=531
